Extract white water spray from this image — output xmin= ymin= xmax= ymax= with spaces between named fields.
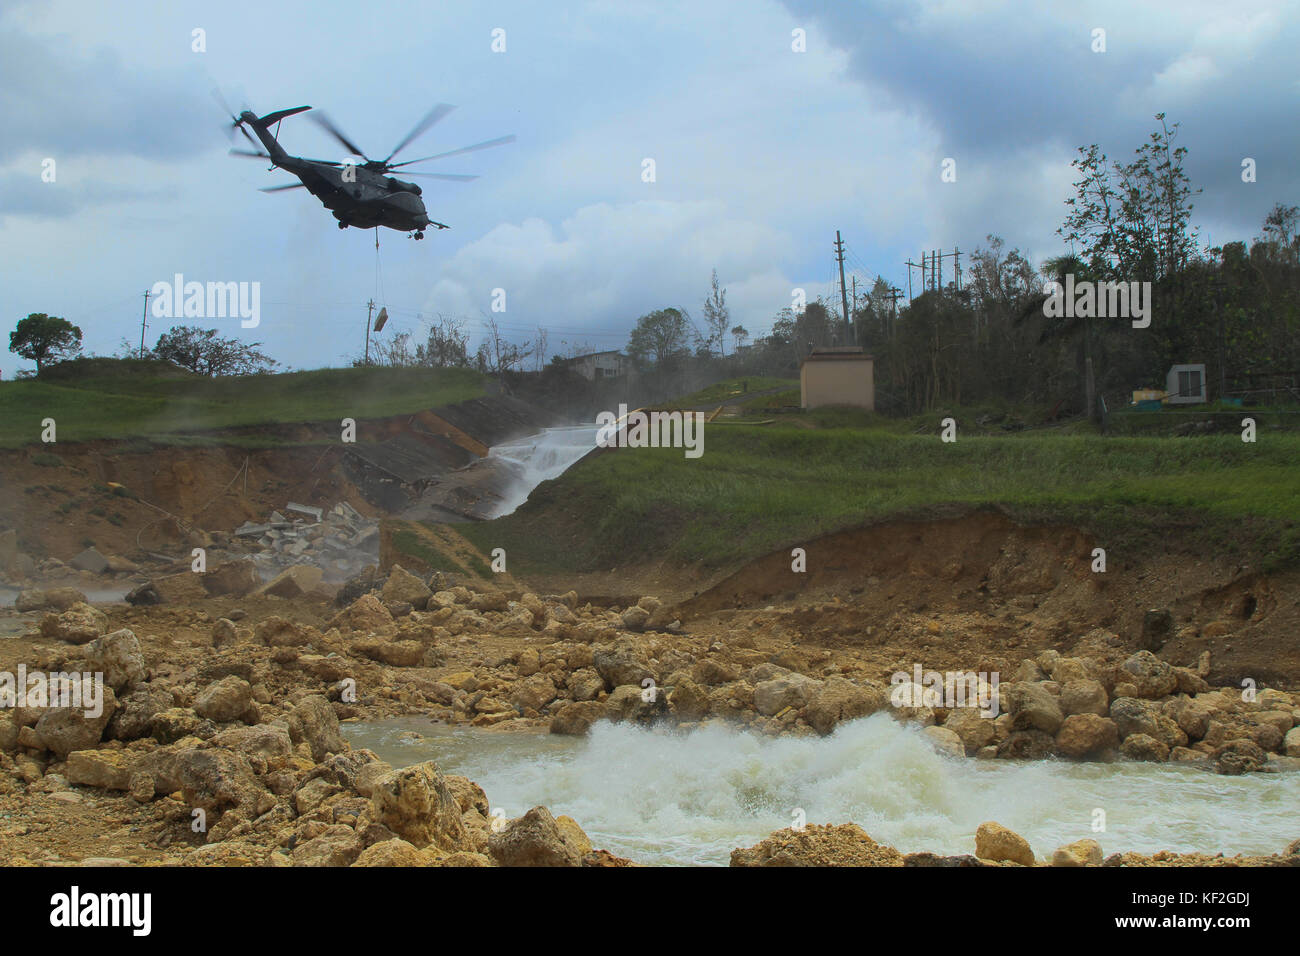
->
xmin=485 ymin=424 xmax=600 ymax=517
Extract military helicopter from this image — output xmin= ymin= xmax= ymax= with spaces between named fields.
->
xmin=220 ymin=96 xmax=514 ymax=239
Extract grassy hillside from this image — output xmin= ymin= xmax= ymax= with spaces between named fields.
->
xmin=460 ymin=420 xmax=1300 ymax=576
xmin=0 ymin=359 xmax=486 ymax=446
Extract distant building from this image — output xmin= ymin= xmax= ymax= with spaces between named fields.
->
xmin=560 ymin=350 xmax=628 ymax=381
xmin=800 ymin=346 xmax=874 ymax=410
xmin=1166 ymin=363 xmax=1207 ymax=404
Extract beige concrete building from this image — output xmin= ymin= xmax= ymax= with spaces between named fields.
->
xmin=800 ymin=346 xmax=874 ymax=410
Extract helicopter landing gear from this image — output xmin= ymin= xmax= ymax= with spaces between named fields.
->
xmin=337 ymin=220 xmax=349 ymax=230
xmin=412 ymin=230 xmax=424 ymax=240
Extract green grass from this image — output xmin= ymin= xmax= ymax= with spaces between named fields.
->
xmin=460 ymin=422 xmax=1300 ymax=576
xmin=666 ymin=377 xmax=798 ymax=408
xmin=0 ymin=359 xmax=486 ymax=447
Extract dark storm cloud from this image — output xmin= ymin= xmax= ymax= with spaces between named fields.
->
xmin=784 ymin=0 xmax=1300 ymax=238
xmin=0 ymin=24 xmax=211 ymax=164
xmin=0 ymin=170 xmax=176 ymax=219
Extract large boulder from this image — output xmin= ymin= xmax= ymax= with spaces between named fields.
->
xmin=753 ymin=673 xmax=822 ymax=716
xmin=1110 ymin=697 xmax=1187 ymax=749
xmin=1060 ymin=679 xmax=1108 ymax=717
xmin=369 ymin=762 xmax=467 ymax=851
xmin=1005 ymin=682 xmax=1064 ymax=735
xmin=39 ymin=602 xmax=107 ymax=644
xmin=257 ymin=564 xmax=324 ymax=599
xmin=1211 ymin=740 xmax=1266 ymax=775
xmin=805 ymin=678 xmax=887 ymax=735
xmin=549 ymin=700 xmax=607 ymax=736
xmin=287 ymin=695 xmax=344 ymax=761
xmin=292 ymin=824 xmax=364 ymax=867
xmin=974 ymin=822 xmax=1035 ymax=866
xmin=382 ymin=565 xmax=432 ymax=609
xmin=66 ymin=749 xmax=136 ymax=790
xmin=106 ymin=684 xmax=176 ymax=741
xmin=194 ymin=676 xmax=254 ymax=723
xmin=593 ymin=645 xmax=653 ymax=690
xmin=730 ymin=823 xmax=905 ymax=867
xmin=488 ymin=806 xmax=586 ymax=867
xmin=15 ymin=586 xmax=86 ymax=612
xmin=942 ymin=707 xmax=998 ymax=755
xmin=34 ymin=681 xmax=117 ymax=756
xmin=1051 ymin=839 xmax=1103 ymax=866
xmin=1115 ymin=650 xmax=1178 ymax=699
xmin=328 ymin=593 xmax=394 ymax=633
xmin=201 ymin=560 xmax=260 ymax=597
xmin=85 ymin=628 xmax=146 ymax=692
xmin=1055 ymin=714 xmax=1119 ymax=758
xmin=604 ymin=684 xmax=668 ymax=724
xmin=1120 ymin=733 xmax=1170 ymax=762
xmin=668 ymin=678 xmax=711 ymax=722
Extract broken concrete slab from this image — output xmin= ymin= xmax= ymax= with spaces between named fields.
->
xmin=69 ymin=547 xmax=110 ymax=574
xmin=286 ymin=502 xmax=323 ymax=521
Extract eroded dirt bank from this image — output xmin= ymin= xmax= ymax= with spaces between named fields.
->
xmin=0 ymin=509 xmax=1298 ymax=866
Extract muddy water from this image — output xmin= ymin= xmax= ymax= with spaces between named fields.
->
xmin=485 ymin=424 xmax=600 ymax=517
xmin=344 ymin=713 xmax=1300 ymax=866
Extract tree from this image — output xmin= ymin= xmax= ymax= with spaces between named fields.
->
xmin=415 ymin=314 xmax=471 ymax=368
xmin=9 ymin=313 xmax=82 ymax=372
xmin=479 ymin=314 xmax=533 ymax=376
xmin=626 ymin=307 xmax=692 ymax=367
xmin=701 ymin=269 xmax=730 ymax=356
xmin=730 ymin=325 xmax=749 ymax=351
xmin=152 ymin=326 xmax=277 ymax=375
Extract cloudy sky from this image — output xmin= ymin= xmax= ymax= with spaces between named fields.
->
xmin=2 ymin=0 xmax=1297 ymax=377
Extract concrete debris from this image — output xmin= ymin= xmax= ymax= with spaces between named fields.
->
xmin=222 ymin=501 xmax=378 ymax=584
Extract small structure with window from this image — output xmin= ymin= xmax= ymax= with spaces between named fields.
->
xmin=1166 ymin=364 xmax=1207 ymax=404
xmin=799 ymin=346 xmax=874 ymax=410
xmin=560 ymin=350 xmax=628 ymax=381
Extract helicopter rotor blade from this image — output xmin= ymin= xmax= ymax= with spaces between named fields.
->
xmin=387 ymin=134 xmax=515 ymax=169
xmin=308 ymin=112 xmax=371 ymax=162
xmin=229 ymin=148 xmax=272 ymax=160
xmin=382 ymin=103 xmax=456 ymax=164
xmin=260 ymin=183 xmax=306 ymax=193
xmin=399 ymin=172 xmax=480 ymax=181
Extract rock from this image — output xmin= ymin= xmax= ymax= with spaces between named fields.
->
xmin=149 ymin=707 xmax=201 ymax=744
xmin=753 ymin=673 xmax=822 ymax=716
xmin=334 ymin=566 xmax=381 ymax=607
xmin=194 ymin=676 xmax=254 ymax=723
xmin=254 ymin=616 xmax=312 ymax=647
xmin=39 ymin=602 xmax=107 ymax=644
xmin=619 ymin=605 xmax=650 ymax=632
xmin=605 ymin=684 xmax=667 ymax=724
xmin=15 ymin=586 xmax=87 ymax=612
xmin=66 ymin=750 xmax=135 ymax=790
xmin=1005 ymin=682 xmax=1064 ymax=735
xmin=511 ymin=673 xmax=558 ymax=713
xmin=1285 ymin=727 xmax=1300 ymax=758
xmin=1139 ymin=609 xmax=1174 ymax=651
xmin=369 ymin=762 xmax=467 ymax=851
xmin=974 ymin=822 xmax=1035 ymax=866
xmin=1051 ymin=839 xmax=1103 ymax=866
xmin=212 ymin=618 xmax=238 ymax=647
xmin=730 ymin=823 xmax=905 ymax=867
xmin=1211 ymin=740 xmax=1266 ymax=775
xmin=1060 ymin=679 xmax=1108 ymax=717
xmin=201 ymin=560 xmax=260 ymax=597
xmin=443 ymin=775 xmax=490 ymax=817
xmin=293 ymin=824 xmax=364 ymax=867
xmin=355 ymin=639 xmax=424 ymax=667
xmin=293 ymin=777 xmax=342 ymax=815
xmin=1120 ymin=733 xmax=1170 ymax=761
xmin=1173 ymin=667 xmax=1210 ymax=695
xmin=1173 ymin=698 xmax=1216 ymax=740
xmin=593 ymin=646 xmax=653 ymax=690
xmin=942 ymin=707 xmax=998 ymax=754
xmin=996 ymin=729 xmax=1056 ymax=760
xmin=922 ymin=725 xmax=966 ymax=757
xmin=488 ymin=806 xmax=585 ymax=867
xmin=129 ymin=771 xmax=154 ymax=803
xmin=287 ymin=696 xmax=344 ymax=761
xmin=382 ymin=565 xmax=432 ymax=609
xmin=34 ymin=682 xmax=117 ymax=756
xmin=1116 ymin=650 xmax=1178 ymax=699
xmin=124 ymin=581 xmax=163 ymax=606
xmin=668 ymin=678 xmax=710 ymax=722
xmin=1110 ymin=698 xmax=1187 ymax=749
xmin=806 ymin=677 xmax=887 ymax=735
xmin=85 ymin=628 xmax=146 ymax=692
xmin=211 ymin=723 xmax=293 ymax=764
xmin=168 ymin=747 xmax=261 ymax=810
xmin=1055 ymin=714 xmax=1119 ymax=758
xmin=257 ymin=564 xmax=323 ymax=599
xmin=69 ymin=547 xmax=110 ymax=574
xmin=328 ymin=593 xmax=393 ymax=633
xmin=352 ymin=839 xmax=432 ymax=867
xmin=549 ymin=700 xmax=607 ymax=736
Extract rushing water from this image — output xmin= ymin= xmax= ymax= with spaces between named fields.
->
xmin=485 ymin=424 xmax=601 ymax=517
xmin=344 ymin=713 xmax=1300 ymax=866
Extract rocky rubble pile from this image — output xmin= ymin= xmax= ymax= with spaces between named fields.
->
xmin=226 ymin=502 xmax=378 ymax=583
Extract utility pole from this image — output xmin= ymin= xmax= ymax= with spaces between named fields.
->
xmin=139 ymin=289 xmax=151 ymax=359
xmin=364 ymin=298 xmax=375 ymax=366
xmin=904 ymin=258 xmax=920 ymax=302
xmin=886 ymin=286 xmax=903 ymax=339
xmin=834 ymin=230 xmax=852 ymax=344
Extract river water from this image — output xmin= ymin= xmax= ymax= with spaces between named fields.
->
xmin=484 ymin=424 xmax=601 ymax=518
xmin=343 ymin=713 xmax=1300 ymax=866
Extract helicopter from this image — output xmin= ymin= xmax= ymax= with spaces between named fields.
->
xmin=220 ymin=97 xmax=514 ymax=239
